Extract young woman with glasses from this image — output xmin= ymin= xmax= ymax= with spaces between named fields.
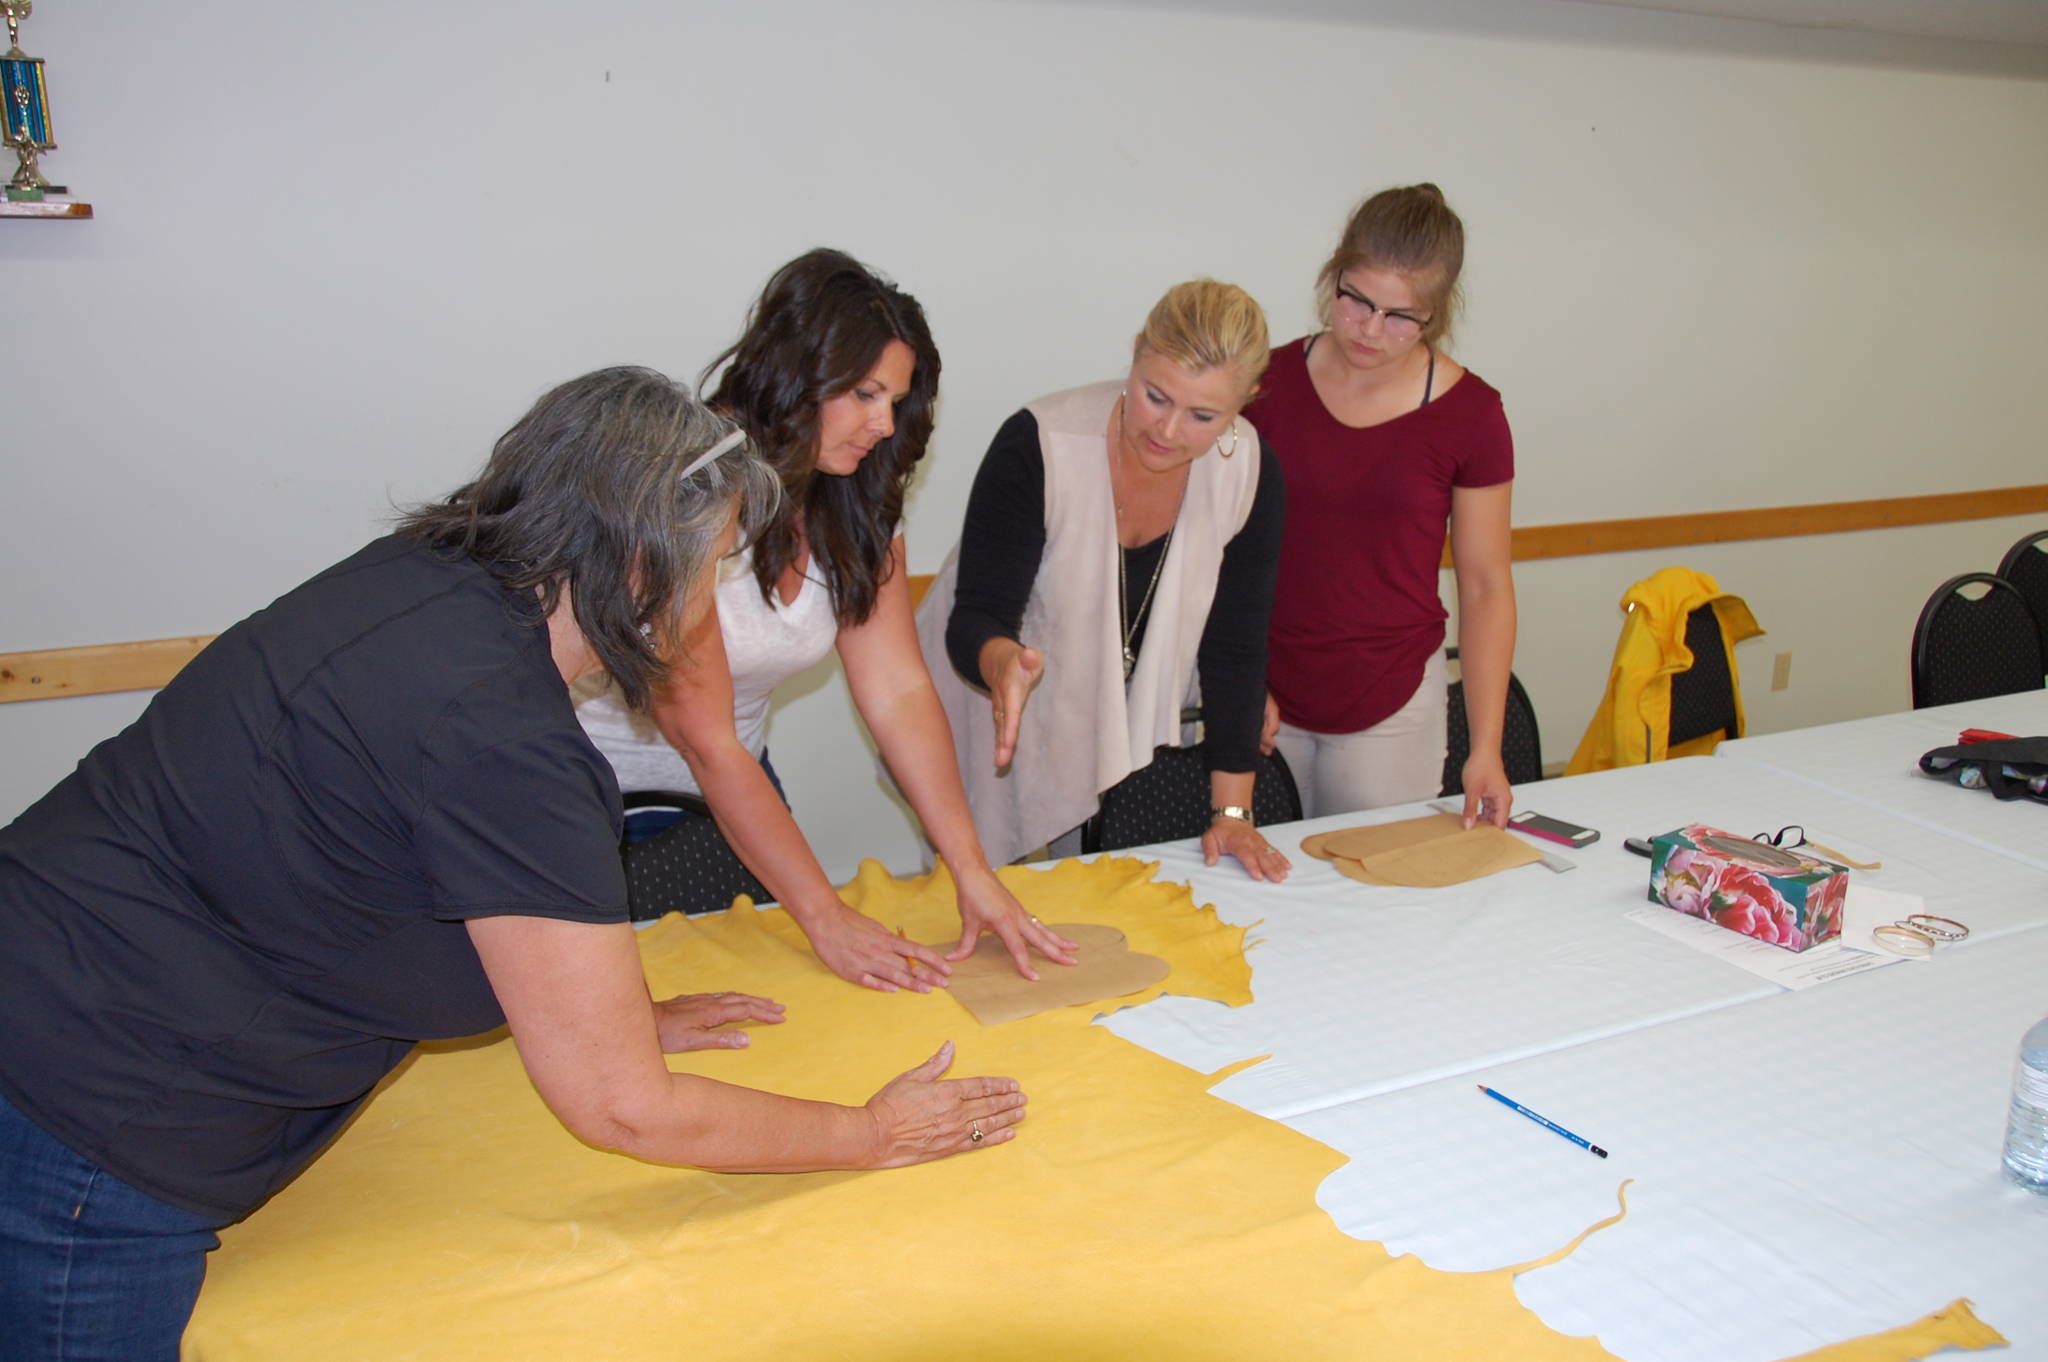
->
xmin=1247 ymin=184 xmax=1519 ymax=826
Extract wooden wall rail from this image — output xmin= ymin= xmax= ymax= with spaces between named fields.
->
xmin=1447 ymin=483 xmax=2048 ymax=566
xmin=8 ymin=484 xmax=2044 ymax=704
xmin=1 ymin=636 xmax=216 ymax=704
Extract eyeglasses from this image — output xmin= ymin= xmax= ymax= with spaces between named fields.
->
xmin=1753 ymin=825 xmax=1806 ymax=849
xmin=1332 ymin=284 xmax=1430 ymax=340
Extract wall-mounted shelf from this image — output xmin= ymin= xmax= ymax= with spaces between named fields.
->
xmin=1 ymin=198 xmax=92 ymax=218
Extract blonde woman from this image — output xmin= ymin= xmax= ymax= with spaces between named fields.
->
xmin=916 ymin=281 xmax=1290 ymax=881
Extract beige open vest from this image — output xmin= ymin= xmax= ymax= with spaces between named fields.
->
xmin=914 ymin=380 xmax=1261 ymax=864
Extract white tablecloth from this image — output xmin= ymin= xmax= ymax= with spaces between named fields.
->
xmin=1297 ymin=926 xmax=2048 ymax=1362
xmin=1717 ymin=691 xmax=2048 ymax=870
xmin=1105 ymin=756 xmax=2048 ymax=1119
xmin=1105 ymin=749 xmax=2048 ymax=1362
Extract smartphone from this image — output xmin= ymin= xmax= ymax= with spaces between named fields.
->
xmin=1508 ymin=811 xmax=1600 ymax=849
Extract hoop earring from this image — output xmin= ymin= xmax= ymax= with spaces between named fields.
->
xmin=1217 ymin=419 xmax=1240 ymax=460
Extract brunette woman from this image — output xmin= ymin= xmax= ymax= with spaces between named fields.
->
xmin=577 ymin=250 xmax=1076 ymax=985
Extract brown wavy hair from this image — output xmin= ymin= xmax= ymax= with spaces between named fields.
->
xmin=703 ymin=249 xmax=941 ymax=628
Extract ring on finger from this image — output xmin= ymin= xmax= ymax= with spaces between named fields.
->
xmin=970 ymin=1121 xmax=985 ymax=1143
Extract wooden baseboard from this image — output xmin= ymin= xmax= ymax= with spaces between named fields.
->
xmin=8 ymin=485 xmax=2043 ymax=703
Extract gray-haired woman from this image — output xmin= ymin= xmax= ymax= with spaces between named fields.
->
xmin=0 ymin=367 xmax=1026 ymax=1362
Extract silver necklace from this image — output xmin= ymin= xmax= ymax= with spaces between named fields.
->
xmin=1111 ymin=394 xmax=1178 ymax=682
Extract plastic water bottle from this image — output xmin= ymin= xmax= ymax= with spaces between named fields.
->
xmin=2004 ymin=1014 xmax=2048 ymax=1194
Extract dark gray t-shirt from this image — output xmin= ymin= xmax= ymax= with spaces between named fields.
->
xmin=0 ymin=535 xmax=627 ymax=1220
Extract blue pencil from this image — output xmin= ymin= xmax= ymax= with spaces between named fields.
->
xmin=1477 ymin=1085 xmax=1609 ymax=1158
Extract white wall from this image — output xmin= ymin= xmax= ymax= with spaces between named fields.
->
xmin=4 ymin=0 xmax=2044 ymax=876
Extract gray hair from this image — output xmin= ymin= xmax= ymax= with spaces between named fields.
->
xmin=398 ymin=365 xmax=782 ymax=711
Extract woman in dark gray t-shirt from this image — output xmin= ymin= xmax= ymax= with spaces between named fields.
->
xmin=0 ymin=367 xmax=1029 ymax=1362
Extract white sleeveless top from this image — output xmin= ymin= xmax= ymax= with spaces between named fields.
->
xmin=575 ymin=544 xmax=839 ymax=795
xmin=914 ymin=380 xmax=1261 ymax=865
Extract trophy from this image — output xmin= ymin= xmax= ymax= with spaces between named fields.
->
xmin=3 ymin=0 xmax=69 ymax=203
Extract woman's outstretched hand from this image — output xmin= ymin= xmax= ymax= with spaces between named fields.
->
xmin=861 ymin=1041 xmax=1027 ymax=1167
xmin=947 ymin=866 xmax=1079 ymax=981
xmin=1202 ymin=813 xmax=1292 ymax=882
xmin=979 ymin=638 xmax=1045 ymax=768
xmin=803 ymin=902 xmax=954 ymax=993
xmin=652 ymin=991 xmax=786 ymax=1052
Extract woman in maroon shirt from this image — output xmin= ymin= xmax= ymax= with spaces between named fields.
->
xmin=1246 ymin=184 xmax=1518 ymax=825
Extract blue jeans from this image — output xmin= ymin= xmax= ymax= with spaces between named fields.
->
xmin=0 ymin=1089 xmax=226 ymax=1362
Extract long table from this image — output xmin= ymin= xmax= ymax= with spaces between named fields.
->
xmin=186 ymin=710 xmax=2048 ymax=1361
xmin=1716 ymin=690 xmax=2048 ymax=870
xmin=1105 ymin=755 xmax=2048 ymax=1116
xmin=1106 ymin=748 xmax=2048 ymax=1362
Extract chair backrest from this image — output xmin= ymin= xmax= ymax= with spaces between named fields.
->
xmin=1442 ymin=666 xmax=1544 ymax=796
xmin=1082 ymin=743 xmax=1304 ymax=854
xmin=1909 ymin=572 xmax=2046 ymax=709
xmin=620 ymin=793 xmax=772 ymax=919
xmin=1666 ymin=603 xmax=1739 ymax=747
xmin=1997 ymin=530 xmax=2048 ymax=664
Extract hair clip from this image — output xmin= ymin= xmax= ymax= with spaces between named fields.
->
xmin=678 ymin=426 xmax=746 ymax=482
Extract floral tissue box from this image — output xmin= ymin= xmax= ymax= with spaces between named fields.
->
xmin=1648 ymin=824 xmax=1847 ymax=952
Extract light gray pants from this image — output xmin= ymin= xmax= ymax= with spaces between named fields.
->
xmin=1273 ymin=649 xmax=1448 ymax=821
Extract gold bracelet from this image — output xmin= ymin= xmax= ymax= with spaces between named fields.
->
xmin=1872 ymin=923 xmax=1934 ymax=958
xmin=1211 ymin=805 xmax=1253 ymax=826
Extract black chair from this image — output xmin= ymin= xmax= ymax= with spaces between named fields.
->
xmin=1081 ymin=714 xmax=1304 ymax=854
xmin=1909 ymin=573 xmax=2045 ymax=709
xmin=619 ymin=790 xmax=772 ymax=920
xmin=1997 ymin=530 xmax=2048 ymax=668
xmin=1441 ymin=649 xmax=1544 ymax=797
xmin=1666 ymin=603 xmax=1740 ymax=747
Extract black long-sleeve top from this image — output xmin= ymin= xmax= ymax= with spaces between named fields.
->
xmin=944 ymin=408 xmax=1286 ymax=774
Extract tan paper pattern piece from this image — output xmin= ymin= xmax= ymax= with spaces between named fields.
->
xmin=185 ymin=856 xmax=2001 ymax=1362
xmin=1303 ymin=812 xmax=1543 ymax=887
xmin=947 ymin=921 xmax=1170 ymax=1024
xmin=1318 ymin=812 xmax=1474 ymax=861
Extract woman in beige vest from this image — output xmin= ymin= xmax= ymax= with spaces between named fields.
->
xmin=916 ymin=281 xmax=1291 ymax=881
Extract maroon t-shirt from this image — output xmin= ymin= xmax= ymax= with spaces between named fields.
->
xmin=1246 ymin=336 xmax=1514 ymax=735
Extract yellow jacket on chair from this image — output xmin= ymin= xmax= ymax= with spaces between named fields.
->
xmin=1565 ymin=566 xmax=1764 ymax=774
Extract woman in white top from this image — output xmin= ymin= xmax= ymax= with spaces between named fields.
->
xmin=578 ymin=249 xmax=1074 ymax=988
